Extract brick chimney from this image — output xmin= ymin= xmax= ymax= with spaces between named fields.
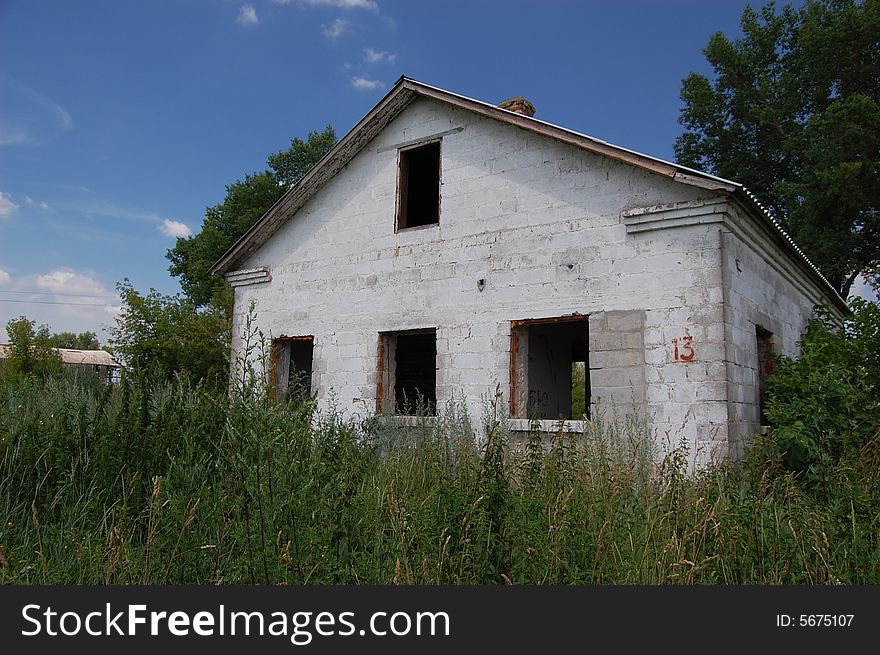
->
xmin=498 ymin=96 xmax=536 ymax=117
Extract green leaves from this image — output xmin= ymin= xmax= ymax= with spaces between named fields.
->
xmin=108 ymin=280 xmax=230 ymax=384
xmin=267 ymin=124 xmax=338 ymax=188
xmin=676 ymin=0 xmax=880 ymax=296
xmin=3 ymin=316 xmax=62 ymax=378
xmin=764 ymin=299 xmax=880 ymax=483
xmin=45 ymin=331 xmax=100 ymax=350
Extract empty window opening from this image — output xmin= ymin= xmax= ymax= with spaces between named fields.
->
xmin=378 ymin=329 xmax=437 ymax=415
xmin=397 ymin=141 xmax=440 ymax=230
xmin=756 ymin=326 xmax=773 ymax=425
xmin=511 ymin=317 xmax=590 ymax=420
xmin=273 ymin=336 xmax=314 ymax=403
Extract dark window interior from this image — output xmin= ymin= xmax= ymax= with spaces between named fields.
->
xmin=397 ymin=142 xmax=440 ymax=229
xmin=514 ymin=318 xmax=590 ymax=420
xmin=394 ymin=330 xmax=437 ymax=414
xmin=289 ymin=339 xmax=314 ymax=401
xmin=273 ymin=337 xmax=314 ymax=403
xmin=756 ymin=326 xmax=773 ymax=425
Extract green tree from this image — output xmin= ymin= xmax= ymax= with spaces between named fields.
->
xmin=4 ymin=316 xmax=62 ymax=377
xmin=46 ymin=331 xmax=101 ymax=350
xmin=675 ymin=0 xmax=880 ymax=297
xmin=109 ymin=280 xmax=230 ymax=383
xmin=167 ymin=126 xmax=337 ymax=307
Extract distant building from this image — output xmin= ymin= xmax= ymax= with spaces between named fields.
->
xmin=0 ymin=344 xmax=122 ymax=382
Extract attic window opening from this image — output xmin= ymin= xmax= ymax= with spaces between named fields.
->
xmin=396 ymin=141 xmax=440 ymax=230
xmin=273 ymin=336 xmax=314 ymax=403
xmin=510 ymin=317 xmax=590 ymax=420
xmin=378 ymin=329 xmax=437 ymax=415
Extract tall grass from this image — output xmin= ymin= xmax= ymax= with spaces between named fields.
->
xmin=0 ymin=365 xmax=877 ymax=584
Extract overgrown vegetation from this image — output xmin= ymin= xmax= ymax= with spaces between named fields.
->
xmin=1 ymin=304 xmax=877 ymax=584
xmin=754 ymin=298 xmax=880 ymax=485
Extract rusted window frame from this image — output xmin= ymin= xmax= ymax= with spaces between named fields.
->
xmin=755 ymin=325 xmax=774 ymax=425
xmin=509 ymin=314 xmax=589 ymax=419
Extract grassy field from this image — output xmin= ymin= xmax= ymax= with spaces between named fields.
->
xmin=1 ymin=368 xmax=878 ymax=585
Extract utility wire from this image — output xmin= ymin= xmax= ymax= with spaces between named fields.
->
xmin=0 ymin=299 xmax=114 ymax=307
xmin=0 ymin=290 xmax=118 ymax=298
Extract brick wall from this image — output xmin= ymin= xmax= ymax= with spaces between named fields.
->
xmin=228 ymin=96 xmax=784 ymax=465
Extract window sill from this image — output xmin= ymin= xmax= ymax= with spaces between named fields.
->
xmin=508 ymin=418 xmax=590 ymax=433
xmin=395 ymin=222 xmax=439 ymax=234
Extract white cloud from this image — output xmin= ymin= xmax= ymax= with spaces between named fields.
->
xmin=0 ymin=269 xmax=122 ymax=342
xmin=300 ymin=0 xmax=378 ymax=9
xmin=364 ymin=48 xmax=396 ymax=64
xmin=23 ymin=195 xmax=51 ymax=210
xmin=237 ymin=4 xmax=259 ymax=25
xmin=351 ymin=76 xmax=384 ymax=91
xmin=159 ymin=219 xmax=193 ymax=238
xmin=0 ymin=125 xmax=29 ymax=146
xmin=0 ymin=192 xmax=17 ymax=219
xmin=322 ymin=18 xmax=349 ymax=39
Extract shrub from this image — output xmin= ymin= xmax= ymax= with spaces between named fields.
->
xmin=762 ymin=299 xmax=880 ymax=483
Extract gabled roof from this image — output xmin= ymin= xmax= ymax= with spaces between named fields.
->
xmin=209 ymin=76 xmax=846 ymax=312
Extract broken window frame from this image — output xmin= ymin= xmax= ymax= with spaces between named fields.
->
xmin=377 ymin=328 xmax=438 ymax=416
xmin=395 ymin=140 xmax=441 ymax=232
xmin=509 ymin=315 xmax=591 ymax=420
xmin=272 ymin=335 xmax=315 ymax=403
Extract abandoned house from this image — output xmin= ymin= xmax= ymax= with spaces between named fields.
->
xmin=210 ymin=76 xmax=847 ymax=464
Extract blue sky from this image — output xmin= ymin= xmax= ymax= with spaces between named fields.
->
xmin=0 ymin=0 xmax=871 ymax=342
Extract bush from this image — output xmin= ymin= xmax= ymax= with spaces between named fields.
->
xmin=762 ymin=299 xmax=880 ymax=483
xmin=3 ymin=317 xmax=62 ymax=379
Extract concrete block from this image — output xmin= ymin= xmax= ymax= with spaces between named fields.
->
xmin=606 ymin=310 xmax=645 ymax=332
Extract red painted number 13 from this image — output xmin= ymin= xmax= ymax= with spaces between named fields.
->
xmin=672 ymin=336 xmax=696 ymax=362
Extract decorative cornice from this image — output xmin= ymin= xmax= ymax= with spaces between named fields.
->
xmin=225 ymin=267 xmax=271 ymax=288
xmin=622 ymin=198 xmax=729 ymax=233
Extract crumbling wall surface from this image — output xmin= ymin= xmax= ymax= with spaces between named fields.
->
xmin=228 ymin=96 xmax=728 ymax=460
